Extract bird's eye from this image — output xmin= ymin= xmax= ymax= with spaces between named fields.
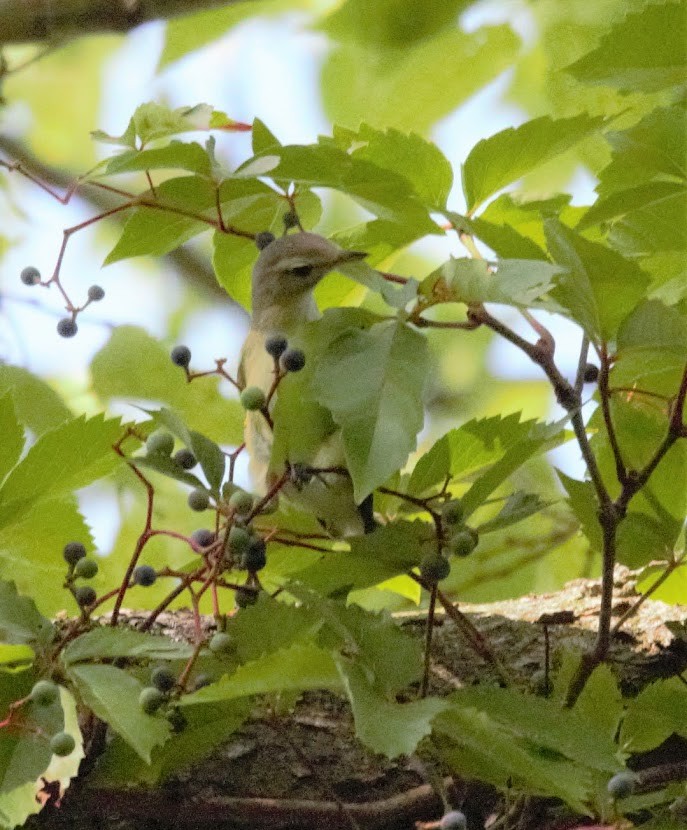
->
xmin=291 ymin=264 xmax=313 ymax=278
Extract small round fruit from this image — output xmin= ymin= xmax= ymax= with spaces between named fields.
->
xmin=133 ymin=565 xmax=157 ymax=587
xmin=174 ymin=448 xmax=197 ymax=469
xmin=139 ymin=686 xmax=165 ymax=715
xmin=167 ymin=706 xmax=187 ymax=733
xmin=235 ymin=587 xmax=258 ymax=608
xmin=151 ymin=666 xmax=176 ymax=693
xmin=74 ymin=557 xmax=98 ymax=579
xmin=255 ymin=231 xmax=275 ymax=250
xmin=265 ymin=334 xmax=288 ymax=359
xmin=30 ymin=680 xmax=59 ymax=707
xmin=74 ymin=585 xmax=96 ymax=608
xmin=607 ymin=771 xmax=637 ymax=800
xmin=228 ymin=525 xmax=251 ymax=556
xmin=440 ymin=810 xmax=467 ymax=830
xmin=20 ymin=266 xmax=41 ymax=286
xmin=240 ymin=386 xmax=266 ymax=411
xmin=441 ymin=500 xmax=464 ymax=526
xmin=50 ymin=732 xmax=75 ymax=757
xmin=63 ymin=541 xmax=86 ymax=565
xmin=283 ymin=210 xmax=299 ymax=229
xmin=87 ymin=285 xmax=105 ymax=302
xmin=280 ymin=348 xmax=305 ymax=373
xmin=242 ymin=538 xmax=267 ymax=572
xmin=192 ymin=528 xmax=215 ymax=549
xmin=447 ymin=528 xmax=479 ymax=558
xmin=229 ymin=490 xmax=253 ymax=515
xmin=188 ymin=488 xmax=210 ymax=512
xmin=419 ymin=553 xmax=451 ymax=582
xmin=57 ymin=318 xmax=78 ymax=338
xmin=209 ymin=632 xmax=233 ymax=654
xmin=146 ymin=430 xmax=174 ymax=457
xmin=583 ymin=363 xmax=600 ymax=383
xmin=170 ymin=345 xmax=192 ymax=368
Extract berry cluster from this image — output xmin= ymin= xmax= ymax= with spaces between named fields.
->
xmin=419 ymin=499 xmax=479 ymax=584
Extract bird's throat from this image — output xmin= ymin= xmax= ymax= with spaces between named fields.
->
xmin=251 ymin=291 xmax=320 ymax=334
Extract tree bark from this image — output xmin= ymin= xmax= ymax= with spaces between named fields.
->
xmin=0 ymin=0 xmax=252 ymax=45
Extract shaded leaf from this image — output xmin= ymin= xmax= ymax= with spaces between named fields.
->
xmin=0 ymin=581 xmax=53 ymax=647
xmin=62 ymin=628 xmax=193 ymax=666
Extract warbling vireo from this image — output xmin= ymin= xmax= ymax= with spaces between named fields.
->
xmin=239 ymin=231 xmax=371 ymax=536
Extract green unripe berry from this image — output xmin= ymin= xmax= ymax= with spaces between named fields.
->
xmin=242 ymin=538 xmax=267 ymax=572
xmin=419 ymin=553 xmax=451 ymax=582
xmin=255 ymin=231 xmax=275 ymax=250
xmin=441 ymin=500 xmax=464 ymax=526
xmin=56 ymin=318 xmax=78 ymax=338
xmin=447 ymin=528 xmax=479 ymax=558
xmin=265 ymin=334 xmax=288 ymax=359
xmin=87 ymin=284 xmax=105 ymax=302
xmin=240 ymin=386 xmax=266 ymax=411
xmin=74 ymin=557 xmax=98 ymax=579
xmin=280 ymin=348 xmax=305 ymax=373
xmin=440 ymin=811 xmax=467 ymax=830
xmin=30 ymin=680 xmax=59 ymax=706
xmin=235 ymin=587 xmax=258 ymax=608
xmin=228 ymin=525 xmax=251 ymax=556
xmin=146 ymin=430 xmax=174 ymax=457
xmin=229 ymin=490 xmax=253 ymax=515
xmin=170 ymin=345 xmax=191 ymax=368
xmin=50 ymin=732 xmax=75 ymax=757
xmin=63 ymin=541 xmax=86 ymax=565
xmin=607 ymin=771 xmax=637 ymax=800
xmin=174 ymin=448 xmax=197 ymax=469
xmin=209 ymin=632 xmax=233 ymax=654
xmin=139 ymin=686 xmax=165 ymax=714
xmin=133 ymin=565 xmax=157 ymax=587
xmin=20 ymin=266 xmax=41 ymax=286
xmin=74 ymin=585 xmax=96 ymax=608
xmin=151 ymin=666 xmax=176 ymax=693
xmin=283 ymin=210 xmax=299 ymax=230
xmin=188 ymin=488 xmax=210 ymax=512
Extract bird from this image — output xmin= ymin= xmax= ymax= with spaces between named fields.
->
xmin=238 ymin=230 xmax=373 ymax=537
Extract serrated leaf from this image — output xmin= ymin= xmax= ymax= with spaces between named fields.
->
xmin=574 ymin=664 xmax=624 ymax=745
xmin=566 ymin=2 xmax=687 ymax=93
xmin=545 ymin=219 xmax=648 ymax=342
xmin=620 ymin=677 xmax=687 ymax=753
xmin=62 ymin=628 xmax=193 ymax=666
xmin=103 ymin=141 xmax=211 ymax=176
xmin=450 ymin=211 xmax=549 ymax=260
xmin=67 ymin=664 xmax=170 ymax=762
xmin=557 ymin=471 xmax=603 ymax=553
xmin=0 ymin=581 xmax=53 ymax=647
xmin=0 ymin=366 xmax=72 ymax=436
xmin=0 ymin=395 xmax=23 ymax=486
xmin=462 ymin=114 xmax=605 ymax=212
xmin=311 ymin=319 xmax=428 ymax=501
xmin=187 ymin=431 xmax=225 ymax=494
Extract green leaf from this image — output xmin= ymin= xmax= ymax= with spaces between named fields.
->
xmin=67 ymin=664 xmax=170 ymax=762
xmin=0 ymin=366 xmax=72 ymax=436
xmin=566 ymin=2 xmax=687 ymax=93
xmin=0 ymin=395 xmax=23 ymax=486
xmin=311 ymin=319 xmax=428 ymax=501
xmin=0 ymin=581 xmax=53 ymax=647
xmin=0 ymin=644 xmax=34 ymax=672
xmin=574 ymin=664 xmax=625 ymax=745
xmin=103 ymin=142 xmax=211 ymax=176
xmin=337 ymin=660 xmax=446 ymax=758
xmin=557 ymin=471 xmax=603 ymax=553
xmin=90 ymin=326 xmax=244 ymax=445
xmin=0 ymin=416 xmax=122 ymax=528
xmin=477 ymin=491 xmax=551 ymax=534
xmin=620 ymin=677 xmax=687 ymax=753
xmin=62 ymin=628 xmax=193 ymax=666
xmin=462 ymin=114 xmax=605 ymax=212
xmin=229 ymin=596 xmax=322 ymax=664
xmin=545 ymin=219 xmax=649 ymax=342
xmin=450 ymin=212 xmax=549 ymax=260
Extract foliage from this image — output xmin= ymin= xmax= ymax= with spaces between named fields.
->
xmin=0 ymin=0 xmax=685 ymax=827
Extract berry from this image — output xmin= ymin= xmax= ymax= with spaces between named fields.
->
xmin=440 ymin=810 xmax=467 ymax=830
xmin=235 ymin=587 xmax=258 ymax=608
xmin=209 ymin=632 xmax=233 ymax=654
xmin=441 ymin=500 xmax=464 ymax=526
xmin=255 ymin=231 xmax=275 ymax=250
xmin=583 ymin=363 xmax=600 ymax=383
xmin=229 ymin=490 xmax=253 ymax=515
xmin=57 ymin=318 xmax=78 ymax=338
xmin=74 ymin=585 xmax=96 ymax=608
xmin=151 ymin=666 xmax=176 ymax=693
xmin=188 ymin=488 xmax=210 ymax=512
xmin=419 ymin=553 xmax=451 ymax=582
xmin=280 ymin=348 xmax=305 ymax=373
xmin=283 ymin=210 xmax=299 ymax=230
xmin=447 ymin=528 xmax=479 ymax=558
xmin=240 ymin=386 xmax=266 ymax=411
xmin=74 ymin=557 xmax=98 ymax=579
xmin=167 ymin=706 xmax=187 ymax=733
xmin=171 ymin=345 xmax=192 ymax=368
xmin=607 ymin=771 xmax=637 ymax=800
xmin=139 ymin=686 xmax=165 ymax=714
xmin=30 ymin=680 xmax=59 ymax=707
xmin=87 ymin=285 xmax=105 ymax=301
xmin=265 ymin=335 xmax=288 ymax=359
xmin=20 ymin=266 xmax=41 ymax=286
xmin=174 ymin=448 xmax=197 ymax=470
xmin=146 ymin=430 xmax=174 ymax=457
xmin=63 ymin=541 xmax=86 ymax=565
xmin=242 ymin=538 xmax=267 ymax=572
xmin=50 ymin=732 xmax=75 ymax=757
xmin=228 ymin=525 xmax=251 ymax=556
xmin=192 ymin=528 xmax=215 ymax=550
xmin=133 ymin=565 xmax=157 ymax=587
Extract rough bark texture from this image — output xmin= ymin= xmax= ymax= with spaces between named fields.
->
xmin=0 ymin=0 xmax=251 ymax=45
xmin=27 ymin=568 xmax=687 ymax=830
